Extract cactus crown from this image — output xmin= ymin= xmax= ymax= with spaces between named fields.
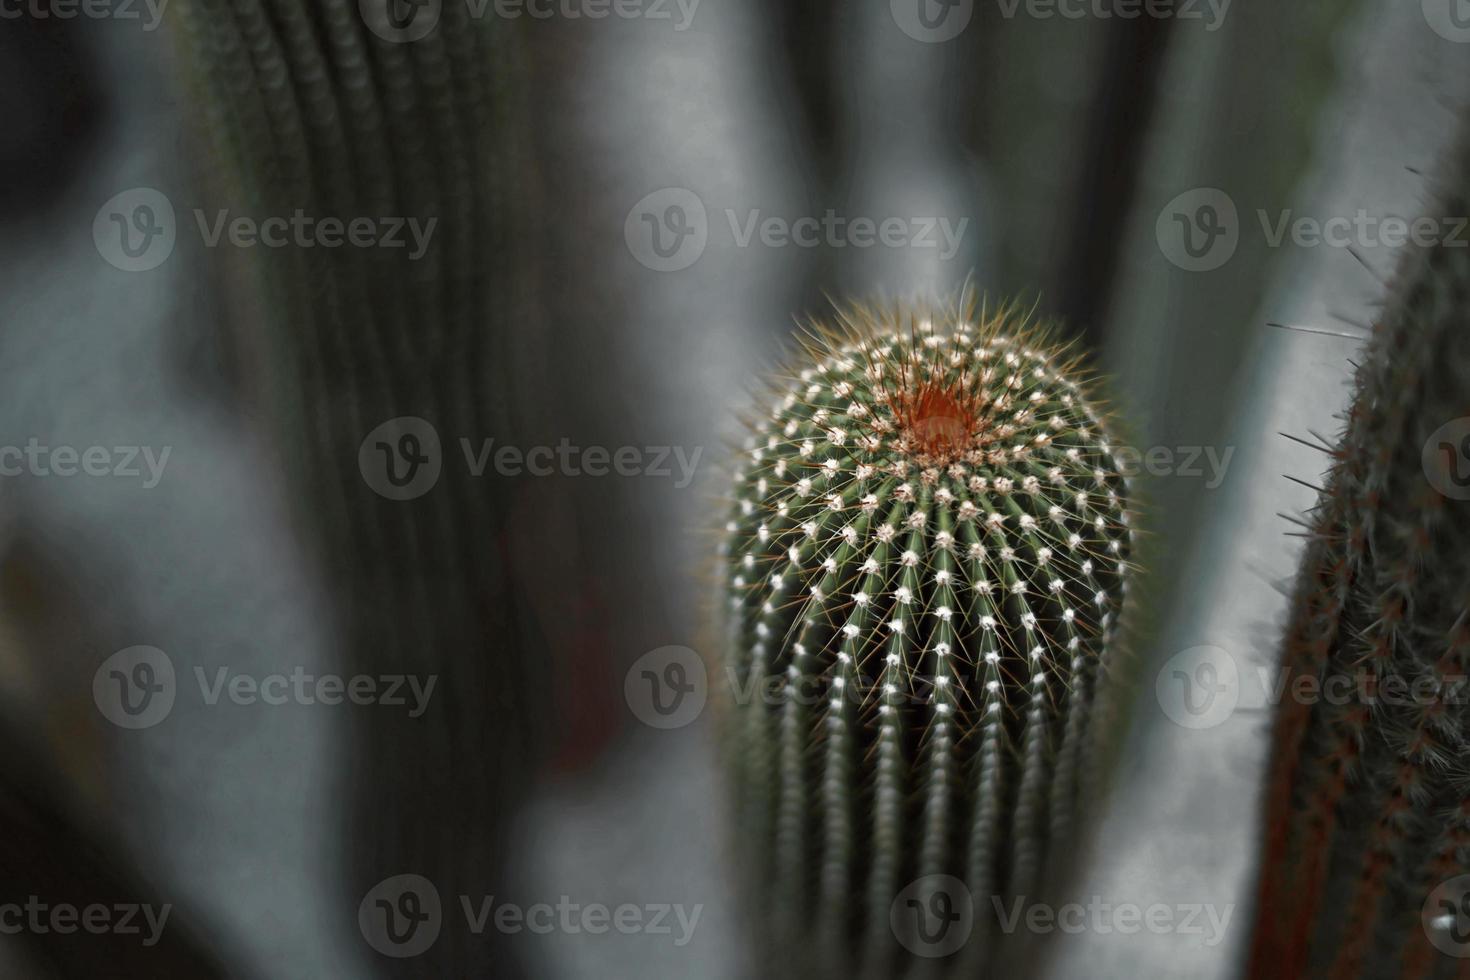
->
xmin=721 ymin=294 xmax=1136 ymax=975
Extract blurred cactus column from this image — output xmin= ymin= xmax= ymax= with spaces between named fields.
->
xmin=173 ymin=1 xmax=547 ymax=976
xmin=1247 ymin=120 xmax=1470 ymax=980
xmin=961 ymin=1 xmax=1168 ymax=330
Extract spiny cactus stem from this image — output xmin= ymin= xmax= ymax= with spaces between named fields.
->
xmin=722 ymin=299 xmax=1135 ymax=977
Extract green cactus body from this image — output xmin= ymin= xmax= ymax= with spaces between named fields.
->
xmin=720 ymin=298 xmax=1135 ymax=976
xmin=1247 ymin=130 xmax=1470 ymax=980
xmin=172 ymin=5 xmax=544 ymax=976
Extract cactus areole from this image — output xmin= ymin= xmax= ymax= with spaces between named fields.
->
xmin=720 ymin=297 xmax=1135 ymax=973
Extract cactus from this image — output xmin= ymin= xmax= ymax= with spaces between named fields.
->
xmin=720 ymin=295 xmax=1136 ymax=977
xmin=171 ymin=5 xmax=545 ymax=976
xmin=1245 ymin=125 xmax=1470 ymax=979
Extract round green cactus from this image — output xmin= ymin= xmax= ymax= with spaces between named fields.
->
xmin=720 ymin=296 xmax=1136 ymax=977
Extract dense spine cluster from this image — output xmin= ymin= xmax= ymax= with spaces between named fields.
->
xmin=1247 ymin=130 xmax=1470 ymax=979
xmin=721 ymin=299 xmax=1135 ymax=977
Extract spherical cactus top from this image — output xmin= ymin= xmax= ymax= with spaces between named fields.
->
xmin=726 ymin=299 xmax=1134 ymax=659
xmin=729 ymin=299 xmax=1128 ymax=617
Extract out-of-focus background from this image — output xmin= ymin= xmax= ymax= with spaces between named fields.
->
xmin=1 ymin=1 xmax=1467 ymax=977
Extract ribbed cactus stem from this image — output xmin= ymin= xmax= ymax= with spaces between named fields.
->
xmin=172 ymin=5 xmax=544 ymax=976
xmin=721 ymin=297 xmax=1135 ymax=977
xmin=1246 ymin=123 xmax=1470 ymax=980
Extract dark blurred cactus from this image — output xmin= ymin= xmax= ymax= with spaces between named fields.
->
xmin=720 ymin=295 xmax=1136 ymax=977
xmin=1247 ymin=123 xmax=1470 ymax=980
xmin=172 ymin=3 xmax=546 ymax=975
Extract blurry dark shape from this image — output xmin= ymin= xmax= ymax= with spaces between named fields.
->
xmin=960 ymin=8 xmax=1127 ymax=336
xmin=1052 ymin=16 xmax=1173 ymax=342
xmin=0 ymin=18 xmax=102 ymax=220
xmin=175 ymin=2 xmax=551 ymax=975
xmin=775 ymin=0 xmax=842 ymax=183
xmin=0 ymin=715 xmax=226 ymax=979
xmin=767 ymin=0 xmax=846 ymax=317
xmin=0 ymin=538 xmax=227 ymax=978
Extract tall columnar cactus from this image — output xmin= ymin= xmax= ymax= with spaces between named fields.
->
xmin=721 ymin=297 xmax=1136 ymax=977
xmin=1246 ymin=126 xmax=1470 ymax=980
xmin=172 ymin=5 xmax=545 ymax=976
